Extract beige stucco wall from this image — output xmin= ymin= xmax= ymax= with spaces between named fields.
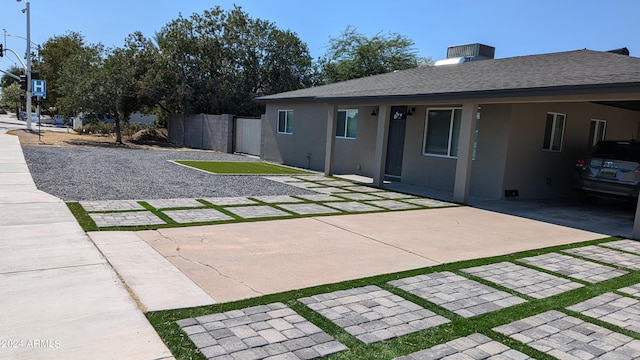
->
xmin=261 ymin=103 xmax=377 ymax=174
xmin=400 ymin=104 xmax=512 ymax=199
xmin=262 ymin=100 xmax=640 ymax=200
xmin=262 ymin=103 xmax=327 ymax=170
xmin=502 ymin=102 xmax=640 ymax=199
xmin=401 ymin=106 xmax=457 ymax=191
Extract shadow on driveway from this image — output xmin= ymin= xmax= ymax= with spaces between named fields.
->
xmin=472 ymin=198 xmax=634 ymax=239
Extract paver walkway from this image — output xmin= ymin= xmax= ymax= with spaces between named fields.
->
xmin=517 ymin=252 xmax=628 ymax=283
xmin=169 ymin=238 xmax=640 ymax=359
xmin=461 ymin=262 xmax=584 ymax=299
xmin=567 ymin=292 xmax=640 ymax=333
xmin=494 ymin=310 xmax=640 ymax=359
xmin=178 ymin=303 xmax=347 ymax=359
xmin=299 ymin=286 xmax=450 ymax=344
xmin=395 ymin=333 xmax=532 ymax=360
xmin=388 ymin=272 xmax=527 ymax=318
xmin=76 ymin=175 xmax=457 ymax=229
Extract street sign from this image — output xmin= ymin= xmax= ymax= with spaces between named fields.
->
xmin=32 ymin=79 xmax=46 ymax=97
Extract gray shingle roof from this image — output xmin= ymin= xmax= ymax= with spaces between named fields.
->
xmin=258 ymin=49 xmax=640 ymax=103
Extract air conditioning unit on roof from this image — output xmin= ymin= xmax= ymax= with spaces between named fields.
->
xmin=446 ymin=43 xmax=495 ymax=61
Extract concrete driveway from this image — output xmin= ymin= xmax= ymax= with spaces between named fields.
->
xmin=89 ymin=206 xmax=606 ymax=306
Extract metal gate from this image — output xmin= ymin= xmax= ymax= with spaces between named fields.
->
xmin=234 ymin=117 xmax=262 ymax=156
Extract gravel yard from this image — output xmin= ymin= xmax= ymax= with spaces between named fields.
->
xmin=22 ymin=146 xmax=317 ymax=201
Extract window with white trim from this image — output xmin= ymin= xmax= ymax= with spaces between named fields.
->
xmin=423 ymin=108 xmax=463 ymax=157
xmin=543 ymin=112 xmax=566 ymax=151
xmin=277 ymin=110 xmax=294 ymax=134
xmin=588 ymin=119 xmax=606 ymax=147
xmin=336 ymin=109 xmax=358 ymax=139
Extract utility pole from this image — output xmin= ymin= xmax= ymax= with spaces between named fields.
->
xmin=25 ymin=0 xmax=32 ymax=130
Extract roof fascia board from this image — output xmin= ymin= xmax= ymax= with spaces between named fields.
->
xmin=313 ymin=84 xmax=640 ymax=105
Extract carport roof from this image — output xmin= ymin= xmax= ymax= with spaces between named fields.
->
xmin=257 ymin=49 xmax=640 ymax=103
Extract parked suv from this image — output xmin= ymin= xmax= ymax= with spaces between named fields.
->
xmin=573 ymin=140 xmax=640 ymax=202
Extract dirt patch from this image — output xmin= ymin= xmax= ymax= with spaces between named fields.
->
xmin=8 ymin=128 xmax=186 ymax=150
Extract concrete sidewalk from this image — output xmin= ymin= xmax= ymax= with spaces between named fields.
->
xmin=0 ymin=131 xmax=173 ymax=360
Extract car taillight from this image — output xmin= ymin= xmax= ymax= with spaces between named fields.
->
xmin=635 ymin=166 xmax=640 ymax=173
xmin=576 ymin=157 xmax=586 ymax=169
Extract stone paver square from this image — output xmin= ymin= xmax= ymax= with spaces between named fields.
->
xmin=144 ymin=198 xmax=205 ymax=209
xmin=402 ymin=198 xmax=456 ymax=208
xmin=299 ymin=285 xmax=450 ymax=344
xmin=461 ymin=262 xmax=583 ymax=299
xmin=311 ymin=186 xmax=351 ymax=194
xmin=336 ymin=193 xmax=382 ymax=201
xmin=278 ymin=203 xmax=342 ymax=215
xmin=163 ymin=208 xmax=233 ymax=224
xmin=177 ymin=302 xmax=347 ymax=359
xmin=262 ymin=176 xmax=304 ymax=183
xmin=494 ymin=310 xmax=640 ymax=359
xmin=89 ymin=211 xmax=166 ymax=227
xmin=294 ymin=194 xmax=344 ymax=202
xmin=567 ymin=293 xmax=640 ymax=333
xmin=287 ymin=181 xmax=327 ymax=189
xmin=619 ymin=283 xmax=640 ymax=298
xmin=294 ymin=175 xmax=335 ymax=182
xmin=251 ymin=195 xmax=305 ymax=204
xmin=224 ymin=205 xmax=291 ymax=219
xmin=341 ymin=185 xmax=379 ymax=193
xmin=324 ymin=202 xmax=382 ymax=213
xmin=394 ymin=333 xmax=532 ymax=360
xmin=315 ymin=180 xmax=355 ymax=187
xmin=366 ymin=200 xmax=421 ymax=211
xmin=389 ymin=272 xmax=526 ymax=318
xmin=201 ymin=197 xmax=258 ymax=206
xmin=370 ymin=191 xmax=416 ymax=200
xmin=564 ymin=245 xmax=640 ymax=271
xmin=80 ymin=199 xmax=144 ymax=212
xmin=518 ymin=252 xmax=628 ymax=283
xmin=601 ymin=239 xmax=640 ymax=255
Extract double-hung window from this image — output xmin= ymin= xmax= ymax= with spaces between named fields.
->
xmin=588 ymin=119 xmax=606 ymax=147
xmin=543 ymin=112 xmax=566 ymax=151
xmin=336 ymin=109 xmax=358 ymax=139
xmin=423 ymin=108 xmax=463 ymax=157
xmin=277 ymin=110 xmax=294 ymax=134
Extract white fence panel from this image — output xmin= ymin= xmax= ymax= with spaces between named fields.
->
xmin=235 ymin=117 xmax=261 ymax=156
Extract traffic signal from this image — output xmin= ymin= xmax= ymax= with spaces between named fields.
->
xmin=20 ymin=75 xmax=27 ymax=90
xmin=0 ymin=44 xmax=3 ymax=57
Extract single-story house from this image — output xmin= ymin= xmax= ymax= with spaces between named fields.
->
xmin=257 ymin=44 xmax=640 ymax=204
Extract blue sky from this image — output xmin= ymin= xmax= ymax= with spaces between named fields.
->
xmin=1 ymin=0 xmax=639 ymax=70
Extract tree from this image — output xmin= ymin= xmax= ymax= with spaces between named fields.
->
xmin=317 ymin=26 xmax=427 ymax=84
xmin=56 ymin=42 xmax=104 ymax=119
xmin=1 ymin=65 xmax=24 ymax=89
xmin=0 ymin=82 xmax=23 ymax=111
xmin=151 ymin=5 xmax=313 ymax=116
xmin=38 ymin=32 xmax=87 ymax=108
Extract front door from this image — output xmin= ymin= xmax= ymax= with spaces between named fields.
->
xmin=385 ymin=106 xmax=407 ymax=178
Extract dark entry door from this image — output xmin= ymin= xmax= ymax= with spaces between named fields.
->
xmin=385 ymin=106 xmax=407 ymax=178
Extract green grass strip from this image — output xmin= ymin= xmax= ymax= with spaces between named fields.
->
xmin=66 ymin=202 xmax=98 ymax=231
xmin=174 ymin=160 xmax=313 ymax=175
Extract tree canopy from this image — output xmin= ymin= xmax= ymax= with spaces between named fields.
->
xmin=318 ymin=26 xmax=430 ymax=84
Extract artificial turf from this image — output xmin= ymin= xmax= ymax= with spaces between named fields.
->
xmin=174 ymin=160 xmax=313 ymax=175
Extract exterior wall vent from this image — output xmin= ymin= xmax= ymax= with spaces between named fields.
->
xmin=447 ymin=43 xmax=495 ymax=61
